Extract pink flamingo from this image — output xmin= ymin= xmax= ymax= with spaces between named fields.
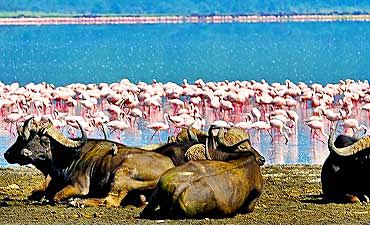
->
xmin=269 ymin=118 xmax=290 ymax=144
xmin=342 ymin=118 xmax=367 ymax=136
xmin=304 ymin=120 xmax=328 ymax=143
xmin=323 ymin=109 xmax=343 ymax=130
xmin=360 ymin=103 xmax=370 ymax=120
xmin=147 ymin=113 xmax=170 ymax=143
xmin=251 ymin=107 xmax=261 ymax=122
xmin=249 ymin=120 xmax=272 ymax=142
xmin=106 ymin=117 xmax=130 ymax=142
xmin=234 ymin=113 xmax=253 ymax=130
xmin=129 ymin=108 xmax=145 ymax=126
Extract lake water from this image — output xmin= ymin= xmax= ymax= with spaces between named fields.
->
xmin=1 ymin=22 xmax=370 ymax=86
xmin=0 ymin=21 xmax=369 ymax=166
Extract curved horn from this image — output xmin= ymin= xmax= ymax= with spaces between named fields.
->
xmin=216 ymin=127 xmax=249 ymax=150
xmin=229 ymin=138 xmax=250 ymax=149
xmin=329 ymin=122 xmax=370 ymax=156
xmin=217 ymin=127 xmax=227 ymax=146
xmin=205 ymin=125 xmax=218 ymax=160
xmin=42 ymin=120 xmax=87 ymax=148
xmin=205 ymin=137 xmax=212 ymax=160
xmin=21 ymin=116 xmax=34 ymax=140
xmin=216 ymin=127 xmax=242 ymax=148
xmin=101 ymin=123 xmax=109 ymax=140
xmin=187 ymin=126 xmax=199 ymax=143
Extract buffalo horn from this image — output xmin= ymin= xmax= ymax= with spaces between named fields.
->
xmin=187 ymin=126 xmax=199 ymax=143
xmin=21 ymin=117 xmax=35 ymax=140
xmin=205 ymin=125 xmax=218 ymax=160
xmin=216 ymin=127 xmax=250 ymax=150
xmin=329 ymin=122 xmax=370 ymax=156
xmin=42 ymin=120 xmax=87 ymax=148
xmin=205 ymin=137 xmax=212 ymax=160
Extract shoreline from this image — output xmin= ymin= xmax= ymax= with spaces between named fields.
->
xmin=1 ymin=14 xmax=370 ymax=26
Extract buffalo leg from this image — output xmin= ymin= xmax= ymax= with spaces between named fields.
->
xmin=28 ymin=175 xmax=52 ymax=201
xmin=53 ymin=185 xmax=86 ymax=203
xmin=69 ymin=178 xmax=157 ymax=207
xmin=71 ymin=168 xmax=158 ymax=207
xmin=240 ymin=189 xmax=262 ymax=213
xmin=140 ymin=187 xmax=161 ymax=218
xmin=103 ymin=168 xmax=158 ymax=207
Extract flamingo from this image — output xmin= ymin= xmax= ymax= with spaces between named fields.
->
xmin=323 ymin=109 xmax=343 ymax=130
xmin=360 ymin=103 xmax=370 ymax=119
xmin=269 ymin=118 xmax=290 ymax=144
xmin=147 ymin=113 xmax=170 ymax=143
xmin=249 ymin=121 xmax=272 ymax=142
xmin=304 ymin=120 xmax=328 ymax=143
xmin=342 ymin=118 xmax=367 ymax=136
xmin=251 ymin=107 xmax=262 ymax=122
xmin=210 ymin=120 xmax=233 ymax=128
xmin=106 ymin=118 xmax=130 ymax=142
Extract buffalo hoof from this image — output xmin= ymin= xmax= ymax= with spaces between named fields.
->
xmin=68 ymin=198 xmax=85 ymax=208
xmin=358 ymin=195 xmax=370 ymax=203
xmin=343 ymin=194 xmax=361 ymax=203
xmin=139 ymin=194 xmax=148 ymax=205
xmin=28 ymin=190 xmax=46 ymax=201
xmin=364 ymin=195 xmax=370 ymax=203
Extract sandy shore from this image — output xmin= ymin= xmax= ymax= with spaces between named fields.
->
xmin=0 ymin=165 xmax=370 ymax=224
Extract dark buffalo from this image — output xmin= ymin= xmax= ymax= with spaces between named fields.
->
xmin=140 ymin=128 xmax=264 ymax=218
xmin=153 ymin=127 xmax=202 ymax=166
xmin=153 ymin=125 xmax=256 ymax=166
xmin=4 ymin=118 xmax=174 ymax=207
xmin=322 ymin=124 xmax=370 ymax=203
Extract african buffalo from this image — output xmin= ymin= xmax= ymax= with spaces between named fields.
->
xmin=155 ymin=126 xmax=263 ymax=166
xmin=140 ymin=128 xmax=264 ymax=218
xmin=322 ymin=124 xmax=370 ymax=203
xmin=153 ymin=127 xmax=202 ymax=166
xmin=4 ymin=117 xmax=174 ymax=207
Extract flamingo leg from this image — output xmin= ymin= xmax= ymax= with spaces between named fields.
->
xmin=150 ymin=131 xmax=157 ymax=142
xmin=157 ymin=132 xmax=162 ymax=143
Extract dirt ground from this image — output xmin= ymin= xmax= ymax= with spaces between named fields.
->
xmin=1 ymin=165 xmax=370 ymax=225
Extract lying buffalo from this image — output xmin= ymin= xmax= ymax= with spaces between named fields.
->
xmin=153 ymin=126 xmax=203 ymax=166
xmin=155 ymin=126 xmax=256 ymax=166
xmin=322 ymin=124 xmax=370 ymax=203
xmin=140 ymin=128 xmax=265 ymax=218
xmin=4 ymin=117 xmax=174 ymax=207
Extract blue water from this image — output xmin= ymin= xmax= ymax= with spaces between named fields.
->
xmin=2 ymin=1 xmax=370 ymax=15
xmin=1 ymin=22 xmax=370 ymax=86
xmin=1 ymin=21 xmax=370 ymax=166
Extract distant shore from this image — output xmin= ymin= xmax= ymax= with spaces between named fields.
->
xmin=1 ymin=13 xmax=370 ymax=26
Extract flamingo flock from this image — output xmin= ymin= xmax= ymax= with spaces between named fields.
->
xmin=0 ymin=78 xmax=369 ymax=163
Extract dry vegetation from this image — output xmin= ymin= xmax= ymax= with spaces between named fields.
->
xmin=1 ymin=165 xmax=370 ymax=225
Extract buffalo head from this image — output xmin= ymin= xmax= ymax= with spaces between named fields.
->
xmin=205 ymin=125 xmax=265 ymax=166
xmin=328 ymin=123 xmax=370 ymax=157
xmin=322 ymin=122 xmax=370 ymax=203
xmin=4 ymin=117 xmax=86 ymax=172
